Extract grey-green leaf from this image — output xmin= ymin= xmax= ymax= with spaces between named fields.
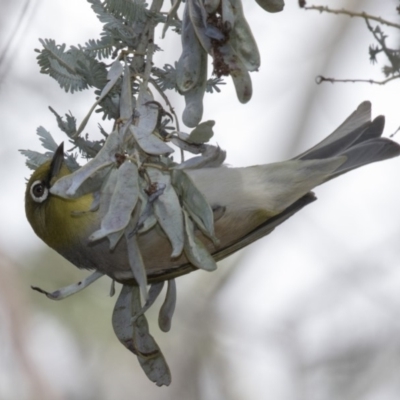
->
xmin=89 ymin=161 xmax=139 ymax=241
xmin=171 ymin=131 xmax=206 ymax=154
xmin=158 ymin=279 xmax=176 ymax=332
xmin=107 ymin=230 xmax=125 ymax=250
xmin=183 ymin=210 xmax=217 ymax=271
xmin=130 ymin=125 xmax=174 ymax=155
xmin=182 ymin=83 xmax=206 ymax=128
xmin=120 ymin=60 xmax=133 ymax=120
xmin=187 ymin=120 xmax=215 ymax=143
xmin=50 ymin=131 xmax=120 ymax=198
xmin=112 ymin=285 xmax=135 ymax=354
xmin=137 ymin=191 xmax=158 ymax=234
xmin=125 ymin=233 xmax=148 ymax=303
xmin=131 ymin=282 xmax=165 ymax=324
xmin=130 ymin=286 xmax=172 ymax=386
xmin=174 ymin=144 xmax=226 ymax=169
xmin=19 ymin=150 xmax=51 ymax=170
xmin=98 ymin=60 xmax=123 ymax=102
xmin=148 ymin=168 xmax=184 ymax=258
xmin=37 ymin=126 xmax=58 ymax=151
xmin=172 ymin=169 xmax=217 ymax=242
xmin=31 ymin=271 xmax=104 ymax=301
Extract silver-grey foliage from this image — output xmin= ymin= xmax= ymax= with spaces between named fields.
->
xmin=21 ymin=0 xmax=285 ymax=386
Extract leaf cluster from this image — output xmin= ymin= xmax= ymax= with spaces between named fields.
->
xmin=22 ymin=0 xmax=282 ymax=386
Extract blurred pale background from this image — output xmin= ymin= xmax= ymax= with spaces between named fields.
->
xmin=1 ymin=0 xmax=400 ymax=399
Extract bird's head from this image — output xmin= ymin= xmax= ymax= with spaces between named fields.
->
xmin=25 ymin=143 xmax=94 ymax=250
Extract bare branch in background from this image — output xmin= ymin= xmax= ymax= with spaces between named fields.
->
xmin=301 ymin=2 xmax=400 ymax=85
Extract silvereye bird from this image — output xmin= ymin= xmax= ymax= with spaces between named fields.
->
xmin=25 ymin=102 xmax=400 ymax=284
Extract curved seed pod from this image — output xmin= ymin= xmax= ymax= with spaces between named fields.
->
xmin=227 ymin=0 xmax=260 ymax=71
xmin=181 ymin=39 xmax=208 ymax=128
xmin=255 ymin=0 xmax=284 ymax=13
xmin=231 ymin=22 xmax=260 ymax=72
xmin=230 ymin=67 xmax=252 ymax=103
xmin=182 ymin=83 xmax=206 ymax=128
xmin=202 ymin=0 xmax=220 ymax=14
xmin=190 ymin=0 xmax=227 ymax=53
xmin=158 ymin=279 xmax=176 ymax=332
xmin=176 ymin=2 xmax=208 ymax=93
xmin=130 ymin=286 xmax=171 ymax=386
xmin=112 ymin=285 xmax=171 ymax=386
xmin=188 ymin=0 xmax=251 ymax=103
xmin=188 ymin=0 xmax=213 ymax=54
xmin=219 ymin=42 xmax=252 ymax=103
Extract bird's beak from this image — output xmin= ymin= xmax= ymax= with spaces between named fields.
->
xmin=47 ymin=142 xmax=65 ymax=184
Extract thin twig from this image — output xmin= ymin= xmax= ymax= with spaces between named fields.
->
xmin=316 ymin=74 xmax=400 ymax=85
xmin=390 ymin=127 xmax=400 ymax=138
xmin=304 ymin=5 xmax=400 ymax=30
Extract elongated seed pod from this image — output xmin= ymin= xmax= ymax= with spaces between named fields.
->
xmin=188 ymin=0 xmax=252 ymax=104
xmin=182 ymin=77 xmax=207 ymax=127
xmin=218 ymin=42 xmax=252 ymax=103
xmin=176 ymin=2 xmax=208 ymax=93
xmin=188 ymin=0 xmax=213 ymax=54
xmin=225 ymin=0 xmax=260 ymax=71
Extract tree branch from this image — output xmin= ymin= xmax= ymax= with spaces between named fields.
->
xmin=316 ymin=74 xmax=400 ymax=86
xmin=304 ymin=5 xmax=400 ymax=30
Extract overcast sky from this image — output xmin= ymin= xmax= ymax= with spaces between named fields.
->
xmin=1 ymin=0 xmax=400 ymax=398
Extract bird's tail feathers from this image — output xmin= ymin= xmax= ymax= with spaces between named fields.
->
xmin=295 ymin=101 xmax=372 ymax=160
xmin=329 ymin=137 xmax=400 ymax=179
xmin=295 ymin=102 xmax=400 ymax=179
xmin=255 ymin=102 xmax=400 ymax=215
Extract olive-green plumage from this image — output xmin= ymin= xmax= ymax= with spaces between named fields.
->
xmin=25 ymin=102 xmax=400 ymax=283
xmin=25 ymin=160 xmax=95 ymax=249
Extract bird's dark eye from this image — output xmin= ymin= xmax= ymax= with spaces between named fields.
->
xmin=33 ymin=183 xmax=44 ymax=197
xmin=30 ymin=180 xmax=49 ymax=203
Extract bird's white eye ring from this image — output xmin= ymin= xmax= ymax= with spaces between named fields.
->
xmin=30 ymin=180 xmax=49 ymax=203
